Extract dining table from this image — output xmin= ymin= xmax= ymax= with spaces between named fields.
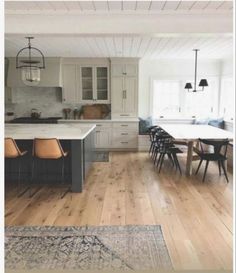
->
xmin=159 ymin=124 xmax=234 ymax=176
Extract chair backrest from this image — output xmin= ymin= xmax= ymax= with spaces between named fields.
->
xmin=155 ymin=135 xmax=173 ymax=150
xmin=33 ymin=138 xmax=65 ymax=159
xmin=5 ymin=138 xmax=22 ymax=158
xmin=199 ymin=138 xmax=229 ymax=156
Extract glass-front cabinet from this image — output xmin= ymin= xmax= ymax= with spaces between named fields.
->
xmin=81 ymin=67 xmax=93 ymax=100
xmin=80 ymin=65 xmax=109 ymax=103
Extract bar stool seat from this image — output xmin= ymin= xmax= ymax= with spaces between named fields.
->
xmin=31 ymin=138 xmax=69 ymax=198
xmin=5 ymin=138 xmax=28 ymax=196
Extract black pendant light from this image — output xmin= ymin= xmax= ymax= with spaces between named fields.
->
xmin=16 ymin=37 xmax=45 ymax=86
xmin=184 ymin=49 xmax=208 ymax=92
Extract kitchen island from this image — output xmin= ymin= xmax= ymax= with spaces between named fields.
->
xmin=5 ymin=123 xmax=96 ymax=193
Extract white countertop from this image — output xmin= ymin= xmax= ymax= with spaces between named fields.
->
xmin=160 ymin=124 xmax=234 ymax=140
xmin=5 ymin=124 xmax=96 ymax=140
xmin=58 ymin=118 xmax=139 ymax=123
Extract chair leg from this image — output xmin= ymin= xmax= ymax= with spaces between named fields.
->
xmin=167 ymin=153 xmax=174 ymax=167
xmin=221 ymin=160 xmax=229 ymax=183
xmin=153 ymin=148 xmax=158 ymax=165
xmin=158 ymin=153 xmax=165 ymax=173
xmin=151 ymin=145 xmax=156 ymax=159
xmin=156 ymin=153 xmax=162 ymax=168
xmin=218 ymin=160 xmax=221 ymax=175
xmin=173 ymin=154 xmax=182 ymax=175
xmin=195 ymin=159 xmax=203 ymax=175
xmin=149 ymin=142 xmax=153 ymax=155
xmin=202 ymin=160 xmax=209 ymax=182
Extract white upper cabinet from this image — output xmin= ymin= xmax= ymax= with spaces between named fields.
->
xmin=61 ymin=58 xmax=110 ymax=104
xmin=80 ymin=65 xmax=110 ymax=103
xmin=111 ymin=63 xmax=138 ymax=77
xmin=62 ymin=64 xmax=78 ymax=103
xmin=124 ymin=77 xmax=137 ymax=116
xmin=6 ymin=57 xmax=62 ymax=88
xmin=111 ymin=76 xmax=124 ymax=115
xmin=111 ymin=59 xmax=139 ymax=118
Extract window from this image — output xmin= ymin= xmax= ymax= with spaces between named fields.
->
xmin=219 ymin=77 xmax=234 ymax=120
xmin=151 ymin=78 xmax=219 ymax=119
xmin=151 ymin=80 xmax=181 ymax=118
xmin=183 ymin=79 xmax=218 ymax=118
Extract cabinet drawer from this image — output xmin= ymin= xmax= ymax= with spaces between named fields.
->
xmin=113 ymin=122 xmax=138 ymax=131
xmin=96 ymin=123 xmax=112 ymax=128
xmin=112 ymin=134 xmax=138 ymax=148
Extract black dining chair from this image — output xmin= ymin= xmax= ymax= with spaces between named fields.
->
xmin=155 ymin=135 xmax=183 ymax=174
xmin=148 ymin=126 xmax=160 ymax=157
xmin=195 ymin=138 xmax=229 ymax=182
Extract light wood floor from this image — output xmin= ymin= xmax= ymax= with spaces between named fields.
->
xmin=5 ymin=152 xmax=233 ymax=270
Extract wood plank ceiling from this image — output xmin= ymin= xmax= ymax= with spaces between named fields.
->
xmin=5 ymin=1 xmax=233 ymax=13
xmin=5 ymin=35 xmax=233 ymax=59
xmin=5 ymin=1 xmax=233 ymax=59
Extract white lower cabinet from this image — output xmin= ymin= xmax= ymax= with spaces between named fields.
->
xmin=95 ymin=124 xmax=112 ymax=149
xmin=94 ymin=121 xmax=138 ymax=150
xmin=112 ymin=131 xmax=138 ymax=149
xmin=112 ymin=122 xmax=138 ymax=149
xmin=58 ymin=120 xmax=138 ymax=150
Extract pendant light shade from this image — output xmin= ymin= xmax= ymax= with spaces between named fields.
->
xmin=21 ymin=67 xmax=41 ymax=86
xmin=16 ymin=37 xmax=45 ymax=86
xmin=184 ymin=49 xmax=208 ymax=92
xmin=184 ymin=82 xmax=193 ymax=91
xmin=199 ymin=79 xmax=208 ymax=87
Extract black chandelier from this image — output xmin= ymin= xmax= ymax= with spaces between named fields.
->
xmin=184 ymin=49 xmax=208 ymax=92
xmin=16 ymin=37 xmax=45 ymax=86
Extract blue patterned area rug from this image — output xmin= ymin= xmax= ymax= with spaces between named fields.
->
xmin=5 ymin=225 xmax=172 ymax=271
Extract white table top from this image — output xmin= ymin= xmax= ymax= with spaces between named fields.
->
xmin=159 ymin=124 xmax=234 ymax=141
xmin=5 ymin=124 xmax=96 ymax=140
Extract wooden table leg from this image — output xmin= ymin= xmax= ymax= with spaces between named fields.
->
xmin=186 ymin=141 xmax=194 ymax=176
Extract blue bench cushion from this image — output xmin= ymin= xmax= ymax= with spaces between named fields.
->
xmin=208 ymin=118 xmax=224 ymax=129
xmin=139 ymin=117 xmax=152 ymax=135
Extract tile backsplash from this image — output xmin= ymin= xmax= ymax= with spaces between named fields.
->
xmin=5 ymin=87 xmax=83 ymax=119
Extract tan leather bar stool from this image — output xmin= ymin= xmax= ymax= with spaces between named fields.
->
xmin=5 ymin=138 xmax=28 ymax=196
xmin=31 ymin=138 xmax=69 ymax=197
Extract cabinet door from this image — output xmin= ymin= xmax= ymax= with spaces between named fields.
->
xmin=111 ymin=77 xmax=124 ymax=115
xmin=62 ymin=64 xmax=78 ymax=103
xmin=80 ymin=66 xmax=94 ymax=102
xmin=95 ymin=129 xmax=111 ymax=149
xmin=111 ymin=64 xmax=124 ymax=77
xmin=95 ymin=66 xmax=109 ymax=102
xmin=124 ymin=77 xmax=137 ymax=117
xmin=125 ymin=64 xmax=138 ymax=77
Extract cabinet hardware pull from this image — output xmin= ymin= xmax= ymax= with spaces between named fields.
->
xmin=121 ymin=133 xmax=128 ymax=135
xmin=121 ymin=125 xmax=128 ymax=127
xmin=96 ymin=130 xmax=100 ymax=133
xmin=96 ymin=124 xmax=102 ymax=126
xmin=122 ymin=90 xmax=126 ymax=99
xmin=123 ymin=72 xmax=127 ymax=75
xmin=120 ymin=114 xmax=129 ymax=117
xmin=121 ymin=141 xmax=128 ymax=144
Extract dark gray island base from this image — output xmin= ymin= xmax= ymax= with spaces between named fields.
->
xmin=5 ymin=124 xmax=96 ymax=193
xmin=71 ymin=131 xmax=95 ymax=192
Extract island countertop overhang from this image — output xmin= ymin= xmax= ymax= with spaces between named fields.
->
xmin=5 ymin=123 xmax=96 ymax=140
